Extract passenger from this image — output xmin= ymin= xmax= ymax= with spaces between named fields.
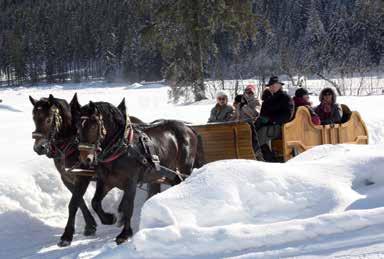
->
xmin=293 ymin=88 xmax=321 ymax=125
xmin=232 ymin=88 xmax=263 ymax=161
xmin=207 ymin=91 xmax=234 ymax=123
xmin=256 ymin=76 xmax=294 ymax=161
xmin=315 ymin=88 xmax=343 ymax=125
xmin=233 ymin=84 xmax=261 ymax=122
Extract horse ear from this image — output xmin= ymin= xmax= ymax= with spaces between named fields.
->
xmin=117 ymin=98 xmax=126 ymax=115
xmin=48 ymin=94 xmax=55 ymax=105
xmin=29 ymin=96 xmax=37 ymax=106
xmin=89 ymin=101 xmax=96 ymax=113
xmin=70 ymin=93 xmax=81 ymax=111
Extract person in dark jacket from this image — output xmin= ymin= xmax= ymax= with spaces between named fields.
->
xmin=208 ymin=91 xmax=234 ymax=123
xmin=315 ymin=88 xmax=343 ymax=125
xmin=293 ymin=88 xmax=321 ymax=125
xmin=255 ymin=76 xmax=294 ymax=161
xmin=261 ymin=87 xmax=272 ymax=102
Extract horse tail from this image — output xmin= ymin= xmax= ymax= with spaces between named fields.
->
xmin=193 ymin=132 xmax=205 ymax=168
xmin=187 ymin=126 xmax=205 ymax=169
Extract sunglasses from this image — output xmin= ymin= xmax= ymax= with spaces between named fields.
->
xmin=245 ymin=90 xmax=254 ymax=95
xmin=217 ymin=97 xmax=226 ymax=101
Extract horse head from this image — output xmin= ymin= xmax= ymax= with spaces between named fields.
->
xmin=30 ymin=93 xmax=78 ymax=157
xmin=77 ymin=101 xmax=124 ymax=166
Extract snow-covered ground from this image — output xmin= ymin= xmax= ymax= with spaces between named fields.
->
xmin=0 ymin=81 xmax=384 ymax=258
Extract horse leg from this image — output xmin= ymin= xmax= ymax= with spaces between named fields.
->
xmin=91 ymin=179 xmax=116 ymax=225
xmin=116 ymin=180 xmax=137 ymax=244
xmin=58 ymin=177 xmax=91 ymax=247
xmin=147 ymin=183 xmax=161 ymax=200
xmin=62 ymin=179 xmax=97 ymax=236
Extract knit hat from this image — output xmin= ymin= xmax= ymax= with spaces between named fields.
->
xmin=215 ymin=91 xmax=228 ymax=98
xmin=245 ymin=84 xmax=256 ymax=94
xmin=295 ymin=88 xmax=309 ymax=98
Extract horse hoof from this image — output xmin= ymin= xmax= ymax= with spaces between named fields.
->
xmin=83 ymin=225 xmax=97 ymax=236
xmin=115 ymin=236 xmax=128 ymax=245
xmin=57 ymin=239 xmax=71 ymax=247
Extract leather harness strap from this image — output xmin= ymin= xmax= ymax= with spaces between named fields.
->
xmin=78 ymin=105 xmax=185 ymax=182
xmin=139 ymin=134 xmax=161 ymax=172
xmin=99 ymin=128 xmax=184 ymax=182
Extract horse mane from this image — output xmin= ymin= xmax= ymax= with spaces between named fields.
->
xmin=83 ymin=102 xmax=125 ymax=143
xmin=95 ymin=102 xmax=125 ymax=129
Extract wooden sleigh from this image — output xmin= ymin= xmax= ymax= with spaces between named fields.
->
xmin=192 ymin=105 xmax=369 ymax=163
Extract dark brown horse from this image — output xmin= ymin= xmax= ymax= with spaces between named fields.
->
xmin=30 ymin=94 xmax=97 ymax=247
xmin=30 ymin=94 xmax=143 ymax=247
xmin=75 ymin=101 xmax=204 ymax=244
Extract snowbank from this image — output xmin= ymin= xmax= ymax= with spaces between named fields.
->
xmin=96 ymin=144 xmax=384 ymax=258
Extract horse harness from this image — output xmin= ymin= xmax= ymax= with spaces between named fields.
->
xmin=78 ymin=111 xmax=186 ymax=182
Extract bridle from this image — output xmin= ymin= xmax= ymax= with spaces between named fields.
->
xmin=32 ymin=104 xmax=69 ymax=158
xmin=78 ymin=112 xmax=107 ymax=165
xmin=78 ymin=107 xmax=135 ymax=166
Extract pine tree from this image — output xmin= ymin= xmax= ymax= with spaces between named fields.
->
xmin=142 ymin=0 xmax=258 ymax=101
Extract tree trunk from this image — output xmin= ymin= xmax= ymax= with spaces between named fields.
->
xmin=316 ymin=72 xmax=342 ymax=96
xmin=190 ymin=0 xmax=207 ymax=101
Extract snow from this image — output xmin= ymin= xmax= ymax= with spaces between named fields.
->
xmin=0 ymin=81 xmax=384 ymax=258
xmin=106 ymin=145 xmax=384 ymax=258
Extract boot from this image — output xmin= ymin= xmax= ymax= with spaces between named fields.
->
xmin=254 ymin=149 xmax=265 ymax=162
xmin=261 ymin=144 xmax=276 ymax=162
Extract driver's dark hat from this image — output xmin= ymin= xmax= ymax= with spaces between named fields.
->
xmin=266 ymin=76 xmax=284 ymax=86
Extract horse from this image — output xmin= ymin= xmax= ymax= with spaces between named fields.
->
xmin=29 ymin=94 xmax=143 ymax=247
xmin=30 ymin=93 xmax=98 ymax=247
xmin=75 ymin=101 xmax=204 ymax=244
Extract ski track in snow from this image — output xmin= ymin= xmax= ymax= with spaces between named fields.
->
xmin=0 ymin=82 xmax=384 ymax=258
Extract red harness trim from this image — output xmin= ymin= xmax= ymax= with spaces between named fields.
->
xmin=99 ymin=128 xmax=134 ymax=164
xmin=51 ymin=142 xmax=76 ymax=158
xmin=99 ymin=150 xmax=127 ymax=164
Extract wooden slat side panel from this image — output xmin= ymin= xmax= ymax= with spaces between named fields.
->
xmin=338 ymin=111 xmax=369 ymax=144
xmin=282 ymin=107 xmax=323 ymax=161
xmin=192 ymin=122 xmax=255 ymax=163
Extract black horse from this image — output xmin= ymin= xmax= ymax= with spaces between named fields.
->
xmin=30 ymin=94 xmax=143 ymax=247
xmin=30 ymin=94 xmax=97 ymax=247
xmin=75 ymin=101 xmax=204 ymax=244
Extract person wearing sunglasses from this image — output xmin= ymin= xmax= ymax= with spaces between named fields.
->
xmin=314 ymin=87 xmax=343 ymax=125
xmin=207 ymin=91 xmax=234 ymax=123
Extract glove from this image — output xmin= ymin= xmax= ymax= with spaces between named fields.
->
xmin=259 ymin=116 xmax=269 ymax=124
xmin=254 ymin=116 xmax=269 ymax=130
